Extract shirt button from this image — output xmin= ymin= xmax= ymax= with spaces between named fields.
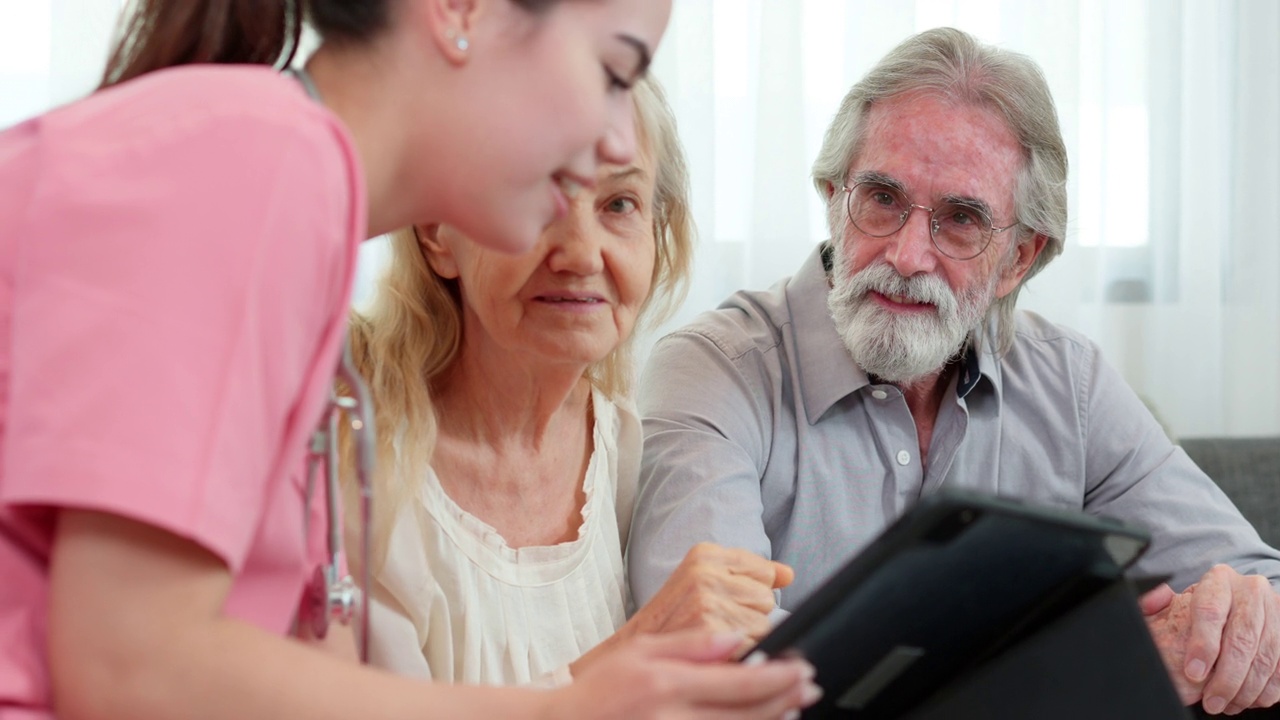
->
xmin=896 ymin=450 xmax=911 ymax=466
xmin=871 ymin=389 xmax=888 ymax=400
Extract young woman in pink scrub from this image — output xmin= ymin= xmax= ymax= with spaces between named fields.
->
xmin=0 ymin=1 xmax=817 ymax=719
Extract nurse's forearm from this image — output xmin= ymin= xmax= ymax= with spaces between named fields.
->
xmin=47 ymin=509 xmax=549 ymax=720
xmin=69 ymin=616 xmax=547 ymax=720
xmin=297 ymin=614 xmax=361 ymax=664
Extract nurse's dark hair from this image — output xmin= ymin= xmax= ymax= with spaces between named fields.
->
xmin=99 ymin=0 xmax=558 ymax=89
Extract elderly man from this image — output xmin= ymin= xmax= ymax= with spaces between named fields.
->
xmin=628 ymin=27 xmax=1280 ymax=716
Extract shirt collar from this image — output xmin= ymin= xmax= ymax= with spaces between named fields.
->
xmin=788 ymin=242 xmax=873 ymax=425
xmin=969 ymin=322 xmax=1004 ymax=401
xmin=789 ymin=242 xmax=1002 ymax=423
xmin=957 ymin=340 xmax=983 ymax=398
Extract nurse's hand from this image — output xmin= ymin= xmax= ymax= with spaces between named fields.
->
xmin=547 ymin=630 xmax=819 ymax=720
xmin=627 ymin=543 xmax=792 ymax=644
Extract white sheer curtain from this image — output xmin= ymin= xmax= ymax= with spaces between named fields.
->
xmin=0 ymin=0 xmax=123 ymax=127
xmin=4 ymin=0 xmax=1276 ymax=437
xmin=646 ymin=0 xmax=1280 ymax=438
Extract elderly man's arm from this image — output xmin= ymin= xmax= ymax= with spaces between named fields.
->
xmin=628 ymin=327 xmax=778 ymax=609
xmin=1077 ymin=342 xmax=1280 ymax=713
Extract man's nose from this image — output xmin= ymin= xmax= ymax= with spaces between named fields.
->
xmin=883 ymin=207 xmax=940 ymax=277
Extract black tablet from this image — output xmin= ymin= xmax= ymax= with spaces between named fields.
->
xmin=743 ymin=490 xmax=1154 ymax=719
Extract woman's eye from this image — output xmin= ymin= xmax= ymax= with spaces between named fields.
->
xmin=604 ymin=196 xmax=639 ymax=214
xmin=604 ymin=66 xmax=633 ymax=91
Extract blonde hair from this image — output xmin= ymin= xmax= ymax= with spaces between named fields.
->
xmin=343 ymin=76 xmax=694 ymax=568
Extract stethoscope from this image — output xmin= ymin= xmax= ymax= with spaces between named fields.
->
xmin=285 ymin=65 xmax=375 ymax=663
xmin=298 ymin=339 xmax=375 ymax=663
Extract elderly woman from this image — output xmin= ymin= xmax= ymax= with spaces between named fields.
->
xmin=344 ymin=77 xmax=795 ymax=687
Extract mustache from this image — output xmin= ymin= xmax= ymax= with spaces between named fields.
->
xmin=840 ymin=262 xmax=960 ymax=318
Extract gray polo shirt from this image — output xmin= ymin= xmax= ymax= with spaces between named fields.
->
xmin=629 ymin=243 xmax=1280 ymax=609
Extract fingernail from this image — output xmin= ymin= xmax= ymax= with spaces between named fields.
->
xmin=797 ymin=661 xmax=816 ymax=681
xmin=711 ymin=631 xmax=745 ymax=650
xmin=783 ymin=711 xmax=800 ymax=720
xmin=802 ymin=681 xmax=824 ymax=705
xmin=1186 ymin=659 xmax=1208 ymax=682
xmin=1203 ymin=696 xmax=1227 ymax=714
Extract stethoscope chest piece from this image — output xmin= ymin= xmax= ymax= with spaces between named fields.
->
xmin=301 ymin=563 xmax=361 ymax=639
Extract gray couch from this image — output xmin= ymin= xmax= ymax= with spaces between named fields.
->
xmin=1181 ymin=436 xmax=1280 ymax=548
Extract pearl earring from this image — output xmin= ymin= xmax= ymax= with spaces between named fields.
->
xmin=446 ymin=29 xmax=469 ymax=53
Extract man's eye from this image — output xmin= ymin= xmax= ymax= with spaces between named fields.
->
xmin=944 ymin=206 xmax=986 ymax=227
xmin=870 ymin=191 xmax=896 ymax=206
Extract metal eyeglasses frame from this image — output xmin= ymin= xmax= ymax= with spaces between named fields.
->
xmin=842 ymin=181 xmax=1020 ymax=260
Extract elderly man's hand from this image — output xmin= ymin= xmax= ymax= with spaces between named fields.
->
xmin=1141 ymin=565 xmax=1280 ymax=714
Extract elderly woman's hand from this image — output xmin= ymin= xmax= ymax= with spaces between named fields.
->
xmin=569 ymin=544 xmax=792 ymax=680
xmin=627 ymin=542 xmax=794 ymax=645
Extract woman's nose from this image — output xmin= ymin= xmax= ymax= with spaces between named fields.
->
xmin=546 ymin=212 xmax=605 ymax=276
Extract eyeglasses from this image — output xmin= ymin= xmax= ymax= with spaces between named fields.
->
xmin=843 ymin=181 xmax=1020 ymax=261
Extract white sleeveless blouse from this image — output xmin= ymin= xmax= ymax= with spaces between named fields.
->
xmin=366 ymin=389 xmax=641 ymax=686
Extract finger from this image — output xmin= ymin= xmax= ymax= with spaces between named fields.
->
xmin=721 ymin=547 xmax=788 ymax=587
xmin=1221 ymin=579 xmax=1280 ymax=711
xmin=671 ymin=657 xmax=815 ymax=707
xmin=1253 ymin=667 xmax=1280 ymax=709
xmin=771 ymin=561 xmax=795 ymax=589
xmin=676 ymin=545 xmax=782 ymax=592
xmin=679 ymin=586 xmax=775 ymax=640
xmin=642 ymin=629 xmax=747 ymax=663
xmin=1248 ymin=593 xmax=1280 ymax=709
xmin=1186 ymin=566 xmax=1235 ymax=685
xmin=695 ymin=675 xmax=822 ymax=720
xmin=712 ymin=591 xmax=779 ymax=642
xmin=1140 ymin=584 xmax=1176 ymax=616
xmin=1145 ymin=606 xmax=1205 ymax=705
xmin=720 ymin=573 xmax=782 ymax=613
xmin=647 ymin=582 xmax=770 ymax=633
xmin=1200 ymin=576 xmax=1266 ymax=714
xmin=737 ymin=607 xmax=775 ymax=643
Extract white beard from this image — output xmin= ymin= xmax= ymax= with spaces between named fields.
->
xmin=826 ymin=247 xmax=998 ymax=385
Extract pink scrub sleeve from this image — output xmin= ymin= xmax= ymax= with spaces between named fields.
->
xmin=0 ymin=66 xmax=364 ymax=715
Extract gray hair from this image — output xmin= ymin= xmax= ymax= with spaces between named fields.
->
xmin=812 ymin=27 xmax=1068 ymax=354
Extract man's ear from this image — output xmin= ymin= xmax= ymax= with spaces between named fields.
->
xmin=420 ymin=0 xmax=482 ymax=65
xmin=995 ymin=232 xmax=1048 ymax=298
xmin=416 ymin=224 xmax=461 ymax=279
xmin=822 ymin=179 xmax=837 ymax=201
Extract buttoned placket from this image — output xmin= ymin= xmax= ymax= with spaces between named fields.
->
xmin=862 ymin=384 xmax=925 ymax=515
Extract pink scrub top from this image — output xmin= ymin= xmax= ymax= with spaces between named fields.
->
xmin=0 ymin=65 xmax=365 ymax=717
